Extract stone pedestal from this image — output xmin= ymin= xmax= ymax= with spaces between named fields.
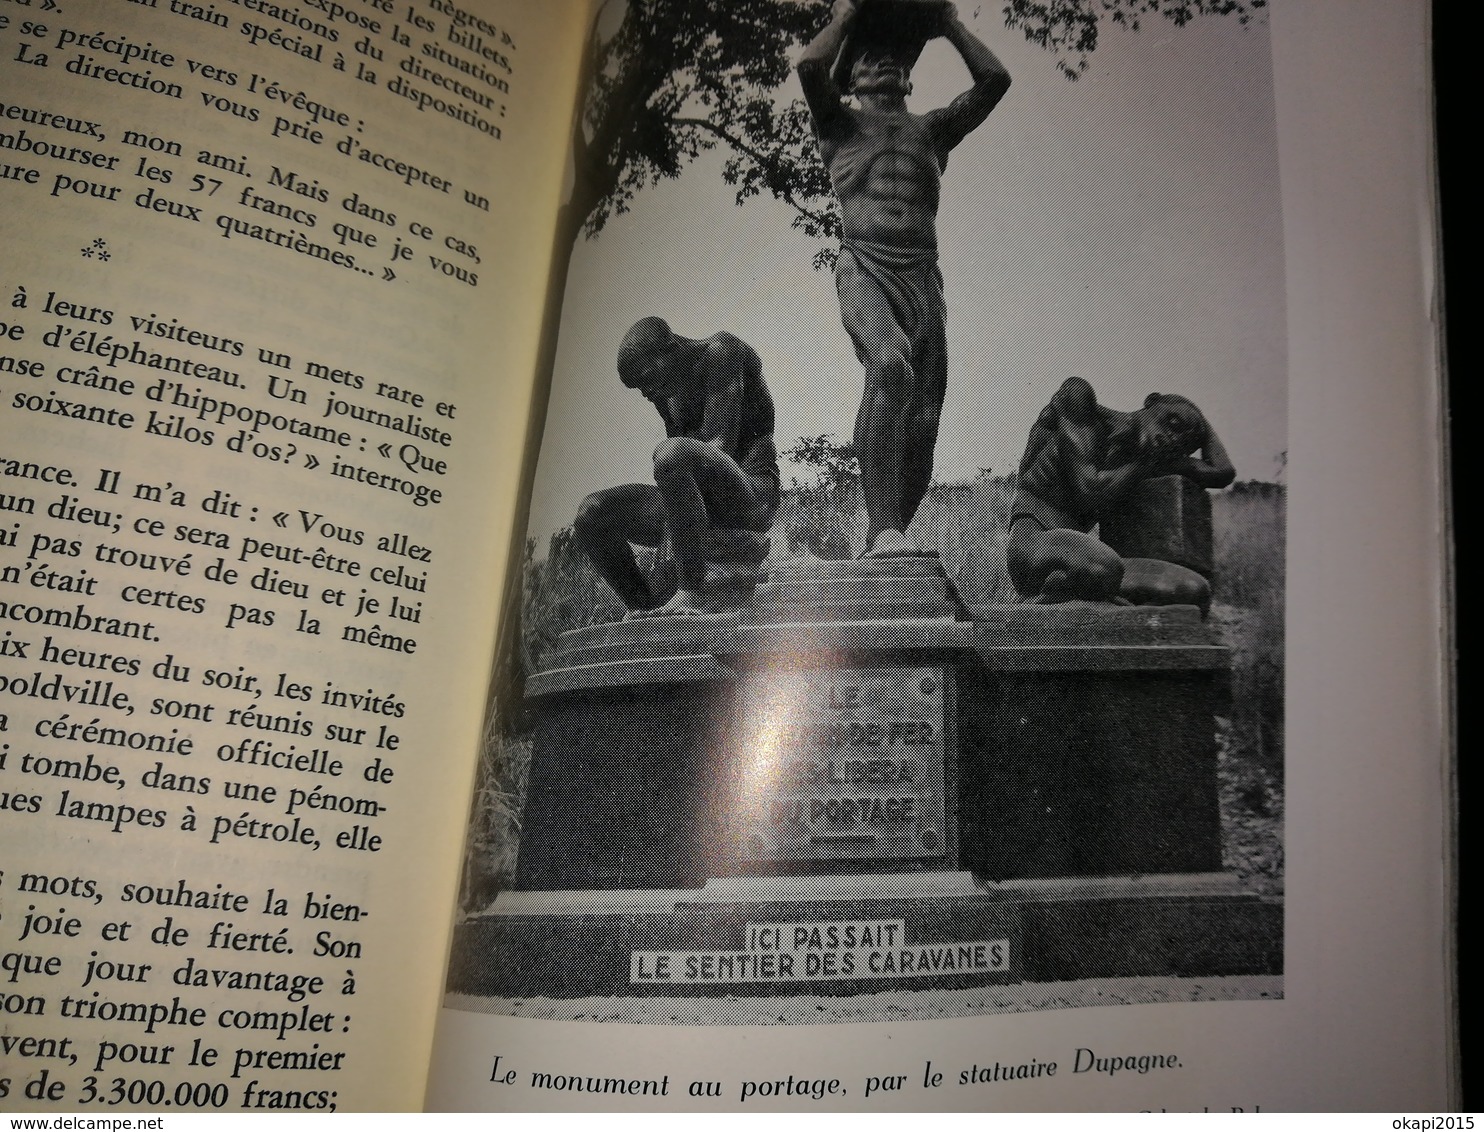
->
xmin=499 ymin=562 xmax=1274 ymax=995
xmin=516 ymin=622 xmax=970 ymax=888
xmin=960 ymin=603 xmax=1227 ymax=880
xmin=755 ymin=556 xmax=963 ymax=621
xmin=452 ymin=872 xmax=1277 ymax=999
xmin=515 ymin=616 xmax=737 ymax=892
xmin=518 ymin=568 xmax=1228 ymax=888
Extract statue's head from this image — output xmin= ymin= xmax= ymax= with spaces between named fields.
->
xmin=848 ymin=44 xmax=915 ymax=98
xmin=1130 ymin=393 xmax=1209 ymax=459
xmin=833 ymin=28 xmax=924 ymax=98
xmin=618 ymin=316 xmax=679 ymax=392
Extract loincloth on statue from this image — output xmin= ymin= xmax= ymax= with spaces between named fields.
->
xmin=736 ymin=448 xmax=782 ymax=525
xmin=1008 ymin=512 xmax=1049 ymax=532
xmin=836 ymin=238 xmax=946 ymax=359
xmin=1009 ymin=487 xmax=1095 ymax=537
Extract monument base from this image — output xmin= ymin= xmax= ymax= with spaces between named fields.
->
xmin=514 ymin=592 xmax=1230 ymax=891
xmin=448 ymin=872 xmax=1281 ymax=1000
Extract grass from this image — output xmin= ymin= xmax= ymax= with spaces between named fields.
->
xmin=458 ymin=477 xmax=1285 ymax=913
xmin=1210 ymin=480 xmax=1286 ymax=891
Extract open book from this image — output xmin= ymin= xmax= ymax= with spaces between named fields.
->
xmin=0 ymin=0 xmax=1453 ymax=1113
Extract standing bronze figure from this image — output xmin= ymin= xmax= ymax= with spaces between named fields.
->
xmin=798 ymin=0 xmax=1010 ymax=557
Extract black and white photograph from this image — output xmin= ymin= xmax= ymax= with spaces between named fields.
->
xmin=445 ymin=0 xmax=1286 ymax=1025
xmin=2 ymin=0 xmax=1453 ymax=1111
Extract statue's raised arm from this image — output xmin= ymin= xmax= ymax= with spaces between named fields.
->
xmin=796 ymin=0 xmax=859 ymax=136
xmin=927 ymin=5 xmax=1012 ymax=158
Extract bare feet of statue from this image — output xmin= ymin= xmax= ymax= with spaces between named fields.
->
xmin=703 ymin=561 xmax=765 ymax=590
xmin=627 ymin=589 xmax=712 ymax=619
xmin=863 ymin=529 xmax=938 ymax=558
xmin=864 ymin=529 xmax=914 ymax=558
xmin=1024 ymin=591 xmax=1134 ymax=607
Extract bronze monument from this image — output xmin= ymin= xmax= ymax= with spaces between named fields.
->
xmin=574 ymin=317 xmax=780 ymax=616
xmin=1006 ymin=376 xmax=1235 ymax=613
xmin=798 ymin=0 xmax=1011 ymax=557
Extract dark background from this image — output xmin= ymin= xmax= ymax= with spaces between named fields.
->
xmin=1432 ymin=0 xmax=1467 ymax=1111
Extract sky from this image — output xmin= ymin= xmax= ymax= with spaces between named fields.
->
xmin=523 ymin=8 xmax=1287 ymax=548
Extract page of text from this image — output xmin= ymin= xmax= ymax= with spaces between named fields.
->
xmin=0 ymin=0 xmax=588 ymax=1111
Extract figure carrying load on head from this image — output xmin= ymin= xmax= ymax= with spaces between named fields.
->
xmin=798 ymin=0 xmax=1011 ymax=558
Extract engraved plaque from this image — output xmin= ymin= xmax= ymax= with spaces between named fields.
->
xmin=631 ymin=919 xmax=1010 ymax=986
xmin=722 ymin=667 xmax=947 ymax=863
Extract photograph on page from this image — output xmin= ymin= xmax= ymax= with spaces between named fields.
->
xmin=444 ymin=0 xmax=1285 ymax=1026
xmin=0 ymin=0 xmax=589 ymax=1110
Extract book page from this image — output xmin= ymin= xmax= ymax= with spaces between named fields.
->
xmin=0 ymin=0 xmax=588 ymax=1112
xmin=426 ymin=0 xmax=1450 ymax=1112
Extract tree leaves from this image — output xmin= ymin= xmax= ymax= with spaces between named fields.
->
xmin=1003 ymin=0 xmax=1267 ymax=79
xmin=571 ymin=0 xmax=823 ymax=246
xmin=564 ymin=0 xmax=1266 ymax=259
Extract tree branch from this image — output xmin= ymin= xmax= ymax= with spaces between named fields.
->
xmin=672 ymin=114 xmax=834 ymax=227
